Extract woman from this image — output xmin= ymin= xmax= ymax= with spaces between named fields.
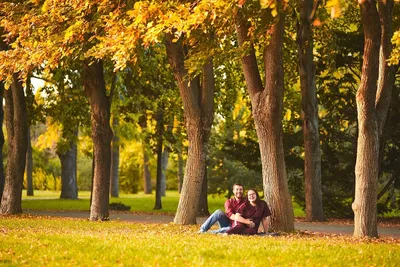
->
xmin=226 ymin=189 xmax=271 ymax=235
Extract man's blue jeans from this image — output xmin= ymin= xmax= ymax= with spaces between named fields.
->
xmin=199 ymin=209 xmax=231 ymax=233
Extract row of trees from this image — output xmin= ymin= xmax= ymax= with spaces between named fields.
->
xmin=0 ymin=0 xmax=399 ymax=237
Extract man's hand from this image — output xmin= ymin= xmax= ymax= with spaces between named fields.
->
xmin=248 ymin=220 xmax=255 ymax=228
xmin=234 ymin=213 xmax=255 ymax=228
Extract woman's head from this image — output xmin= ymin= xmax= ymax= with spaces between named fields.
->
xmin=247 ymin=189 xmax=260 ymax=204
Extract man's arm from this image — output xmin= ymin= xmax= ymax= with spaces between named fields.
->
xmin=224 ymin=199 xmax=235 ymax=219
xmin=261 ymin=217 xmax=269 ymax=233
xmin=234 ymin=213 xmax=255 ymax=228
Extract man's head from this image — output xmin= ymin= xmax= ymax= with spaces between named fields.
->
xmin=232 ymin=183 xmax=244 ymax=200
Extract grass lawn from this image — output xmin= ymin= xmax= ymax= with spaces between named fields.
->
xmin=21 ymin=190 xmax=307 ymax=217
xmin=0 ymin=216 xmax=399 ymax=266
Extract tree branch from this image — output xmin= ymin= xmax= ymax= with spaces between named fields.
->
xmin=109 ymin=71 xmax=117 ymax=107
xmin=377 ymin=175 xmax=395 ymax=200
xmin=31 ymin=75 xmax=55 ymax=85
xmin=309 ymin=0 xmax=322 ymax=21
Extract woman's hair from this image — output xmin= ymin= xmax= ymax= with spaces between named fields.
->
xmin=247 ymin=189 xmax=261 ymax=205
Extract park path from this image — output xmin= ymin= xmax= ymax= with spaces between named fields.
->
xmin=25 ymin=210 xmax=400 ymax=239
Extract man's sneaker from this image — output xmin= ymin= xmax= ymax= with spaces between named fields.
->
xmin=198 ymin=229 xmax=206 ymax=234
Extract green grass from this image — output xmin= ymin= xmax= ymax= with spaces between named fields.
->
xmin=22 ymin=190 xmax=228 ymax=215
xmin=22 ymin=190 xmax=307 ymax=217
xmin=0 ymin=216 xmax=399 ymax=266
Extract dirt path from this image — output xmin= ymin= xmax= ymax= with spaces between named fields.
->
xmin=25 ymin=210 xmax=400 ymax=238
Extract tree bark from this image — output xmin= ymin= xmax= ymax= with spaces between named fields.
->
xmin=160 ymin=150 xmax=168 ymax=197
xmin=59 ymin=138 xmax=78 ymax=199
xmin=352 ymin=0 xmax=394 ymax=237
xmin=160 ymin=147 xmax=169 ymax=197
xmin=376 ymin=0 xmax=395 ymax=136
xmin=165 ymin=33 xmax=214 ymax=224
xmin=139 ymin=115 xmax=152 ymax=194
xmin=0 ymin=35 xmax=5 ymax=203
xmin=297 ymin=0 xmax=324 ymax=221
xmin=143 ymin=144 xmax=152 ymax=194
xmin=154 ymin=110 xmax=164 ymax=210
xmin=235 ymin=6 xmax=294 ymax=232
xmin=352 ymin=0 xmax=395 ymax=238
xmin=83 ymin=60 xmax=113 ymax=221
xmin=0 ymin=83 xmax=5 ymax=202
xmin=352 ymin=0 xmax=381 ymax=238
xmin=1 ymin=74 xmax=28 ymax=214
xmin=161 ymin=123 xmax=173 ymax=196
xmin=25 ymin=129 xmax=33 ymax=196
xmin=197 ymin=165 xmax=209 ymax=216
xmin=110 ymin=115 xmax=120 ymax=198
xmin=25 ymin=76 xmax=34 ymax=196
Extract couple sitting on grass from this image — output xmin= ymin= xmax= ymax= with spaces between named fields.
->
xmin=199 ymin=183 xmax=271 ymax=235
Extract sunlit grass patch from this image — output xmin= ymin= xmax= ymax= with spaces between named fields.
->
xmin=21 ymin=190 xmax=226 ymax=214
xmin=21 ymin=190 xmax=307 ymax=217
xmin=0 ymin=216 xmax=399 ymax=266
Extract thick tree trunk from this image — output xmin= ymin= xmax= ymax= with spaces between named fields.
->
xmin=83 ymin=60 xmax=113 ymax=221
xmin=0 ymin=37 xmax=5 ymax=203
xmin=197 ymin=165 xmax=209 ymax=216
xmin=174 ymin=123 xmax=208 ymax=223
xmin=110 ymin=115 xmax=120 ymax=198
xmin=352 ymin=0 xmax=394 ymax=238
xmin=352 ymin=1 xmax=381 ymax=238
xmin=154 ymin=110 xmax=164 ymax=210
xmin=1 ymin=74 xmax=28 ymax=214
xmin=59 ymin=139 xmax=78 ymax=199
xmin=235 ymin=7 xmax=294 ymax=232
xmin=26 ymin=128 xmax=33 ymax=196
xmin=297 ymin=0 xmax=324 ymax=221
xmin=0 ymin=83 xmax=5 ymax=202
xmin=166 ymin=34 xmax=214 ymax=224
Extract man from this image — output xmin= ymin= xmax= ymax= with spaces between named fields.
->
xmin=198 ymin=183 xmax=255 ymax=233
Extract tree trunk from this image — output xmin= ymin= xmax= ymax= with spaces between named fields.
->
xmin=352 ymin=0 xmax=395 ymax=238
xmin=197 ymin=165 xmax=209 ymax=216
xmin=138 ymin=115 xmax=152 ymax=194
xmin=0 ymin=36 xmax=5 ymax=203
xmin=26 ymin=128 xmax=33 ymax=196
xmin=83 ymin=60 xmax=113 ymax=221
xmin=59 ymin=139 xmax=78 ymax=199
xmin=376 ymin=0 xmax=395 ymax=137
xmin=352 ymin=1 xmax=381 ymax=238
xmin=154 ymin=110 xmax=164 ymax=210
xmin=143 ymin=144 xmax=152 ymax=194
xmin=1 ymin=74 xmax=28 ymax=214
xmin=110 ymin=115 xmax=120 ymax=198
xmin=165 ymin=34 xmax=214 ymax=225
xmin=161 ymin=123 xmax=173 ymax=196
xmin=25 ymin=75 xmax=34 ymax=196
xmin=160 ymin=147 xmax=169 ymax=197
xmin=235 ymin=6 xmax=294 ymax=232
xmin=297 ymin=0 xmax=324 ymax=221
xmin=0 ymin=83 xmax=5 ymax=202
